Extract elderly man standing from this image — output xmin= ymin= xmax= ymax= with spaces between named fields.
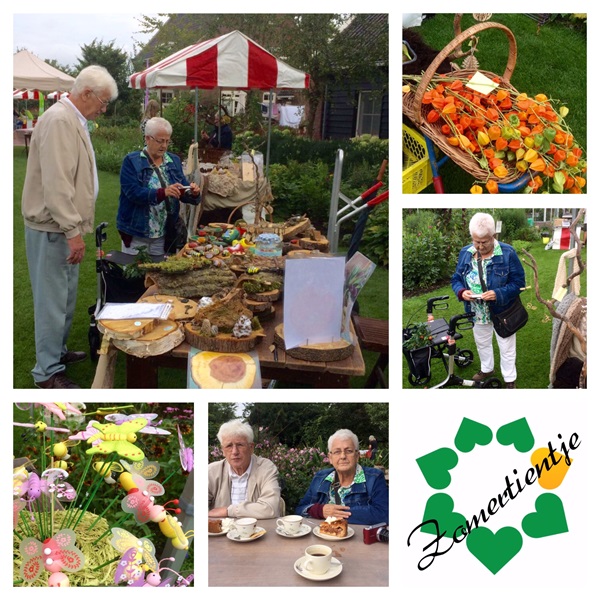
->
xmin=209 ymin=419 xmax=281 ymax=519
xmin=22 ymin=65 xmax=118 ymax=389
xmin=296 ymin=428 xmax=388 ymax=525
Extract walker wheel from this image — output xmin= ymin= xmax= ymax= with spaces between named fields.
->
xmin=455 ymin=349 xmax=474 ymax=368
xmin=482 ymin=377 xmax=502 ymax=388
xmin=408 ymin=373 xmax=431 ymax=386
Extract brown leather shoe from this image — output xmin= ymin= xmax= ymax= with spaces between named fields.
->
xmin=505 ymin=381 xmax=517 ymax=389
xmin=472 ymin=370 xmax=495 ymax=382
xmin=60 ymin=350 xmax=87 ymax=365
xmin=35 ymin=373 xmax=80 ymax=389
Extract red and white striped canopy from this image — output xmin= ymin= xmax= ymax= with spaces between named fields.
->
xmin=13 ymin=89 xmax=43 ymax=100
xmin=130 ymin=30 xmax=309 ymax=90
xmin=46 ymin=91 xmax=69 ymax=100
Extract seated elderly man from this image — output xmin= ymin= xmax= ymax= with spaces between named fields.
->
xmin=296 ymin=428 xmax=388 ymax=525
xmin=209 ymin=419 xmax=281 ymax=519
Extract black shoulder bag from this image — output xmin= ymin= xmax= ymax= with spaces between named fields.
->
xmin=144 ymin=151 xmax=187 ymax=254
xmin=477 ymin=251 xmax=528 ymax=338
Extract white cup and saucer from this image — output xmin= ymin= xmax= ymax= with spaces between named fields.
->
xmin=276 ymin=515 xmax=310 ymax=538
xmin=294 ymin=544 xmax=343 ymax=581
xmin=227 ymin=517 xmax=266 ymax=542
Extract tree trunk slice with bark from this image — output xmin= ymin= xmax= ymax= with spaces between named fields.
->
xmin=112 ymin=320 xmax=185 ymax=358
xmin=184 ymin=322 xmax=264 ymax=352
xmin=298 ymin=237 xmax=330 ymax=252
xmin=97 ymin=318 xmax=157 ymax=340
xmin=273 ymin=324 xmax=355 ymax=362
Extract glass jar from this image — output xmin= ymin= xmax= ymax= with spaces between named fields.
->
xmin=255 ymin=233 xmax=283 ymax=257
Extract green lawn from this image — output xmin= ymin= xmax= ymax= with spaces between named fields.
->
xmin=13 ymin=147 xmax=388 ymax=389
xmin=402 ymin=242 xmax=587 ymax=389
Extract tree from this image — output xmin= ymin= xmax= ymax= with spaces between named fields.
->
xmin=135 ymin=14 xmax=388 ymax=137
xmin=45 ymin=58 xmax=77 ymax=78
xmin=208 ymin=403 xmax=238 ymax=443
xmin=76 ymin=39 xmax=142 ymax=123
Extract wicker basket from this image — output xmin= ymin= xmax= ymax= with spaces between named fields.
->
xmin=403 ymin=21 xmax=521 ymax=183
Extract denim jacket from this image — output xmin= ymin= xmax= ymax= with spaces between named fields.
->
xmin=451 ymin=241 xmax=526 ymax=315
xmin=117 ymin=150 xmax=200 ymax=238
xmin=295 ymin=466 xmax=389 ymax=525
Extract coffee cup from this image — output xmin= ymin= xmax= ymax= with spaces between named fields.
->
xmin=277 ymin=515 xmax=303 ymax=534
xmin=304 ymin=544 xmax=332 ymax=575
xmin=234 ymin=517 xmax=257 ymax=539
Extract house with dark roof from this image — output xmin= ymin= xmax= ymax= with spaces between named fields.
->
xmin=319 ymin=14 xmax=388 ymax=140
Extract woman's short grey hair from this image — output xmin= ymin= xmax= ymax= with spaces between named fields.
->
xmin=71 ymin=65 xmax=118 ymax=100
xmin=217 ymin=419 xmax=254 ymax=445
xmin=469 ymin=212 xmax=496 ymax=238
xmin=328 ymin=429 xmax=359 ymax=452
xmin=145 ymin=117 xmax=173 ymax=137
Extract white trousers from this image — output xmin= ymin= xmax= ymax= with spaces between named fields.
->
xmin=473 ymin=323 xmax=517 ymax=383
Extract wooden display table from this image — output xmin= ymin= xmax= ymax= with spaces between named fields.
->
xmin=124 ymin=302 xmax=365 ymax=388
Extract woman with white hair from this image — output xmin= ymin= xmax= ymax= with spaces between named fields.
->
xmin=295 ymin=428 xmax=388 ymax=525
xmin=117 ymin=116 xmax=201 ymax=255
xmin=451 ymin=212 xmax=526 ymax=388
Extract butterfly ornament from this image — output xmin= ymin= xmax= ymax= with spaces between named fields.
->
xmin=93 ymin=460 xmax=124 ymax=484
xmin=110 ymin=528 xmax=158 ymax=586
xmin=105 ymin=413 xmax=171 ymax=436
xmin=177 ymin=425 xmax=194 ymax=473
xmin=83 ymin=418 xmax=148 ymax=461
xmin=19 ymin=528 xmax=85 ymax=584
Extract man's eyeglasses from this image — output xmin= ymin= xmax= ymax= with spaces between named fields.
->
xmin=92 ymin=91 xmax=110 ymax=107
xmin=330 ymin=449 xmax=357 ymax=457
xmin=148 ymin=135 xmax=172 ymax=147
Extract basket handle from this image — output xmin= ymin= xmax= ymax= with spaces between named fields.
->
xmin=412 ymin=21 xmax=518 ymax=125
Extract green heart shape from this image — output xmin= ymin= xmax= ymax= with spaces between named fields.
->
xmin=466 ymin=526 xmax=523 ymax=574
xmin=421 ymin=493 xmax=467 ymax=539
xmin=416 ymin=447 xmax=459 ymax=489
xmin=496 ymin=417 xmax=535 ymax=452
xmin=454 ymin=417 xmax=493 ymax=453
xmin=522 ymin=493 xmax=569 ymax=538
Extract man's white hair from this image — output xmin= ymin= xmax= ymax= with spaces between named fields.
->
xmin=217 ymin=419 xmax=254 ymax=444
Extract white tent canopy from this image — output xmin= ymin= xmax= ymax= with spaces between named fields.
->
xmin=13 ymin=50 xmax=75 ymax=91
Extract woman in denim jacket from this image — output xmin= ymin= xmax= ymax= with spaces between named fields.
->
xmin=451 ymin=212 xmax=526 ymax=388
xmin=295 ymin=429 xmax=388 ymax=525
xmin=117 ymin=117 xmax=201 ymax=256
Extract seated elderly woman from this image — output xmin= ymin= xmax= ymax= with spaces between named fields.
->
xmin=296 ymin=428 xmax=388 ymax=525
xmin=209 ymin=419 xmax=281 ymax=519
xmin=117 ymin=116 xmax=201 ymax=256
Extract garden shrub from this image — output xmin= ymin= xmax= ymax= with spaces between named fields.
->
xmin=357 ymin=202 xmax=389 ymax=267
xmin=403 ymin=228 xmax=449 ymax=292
xmin=514 ymin=226 xmax=541 ymax=242
xmin=496 ymin=208 xmax=529 ymax=244
xmin=511 ymin=239 xmax=533 ymax=254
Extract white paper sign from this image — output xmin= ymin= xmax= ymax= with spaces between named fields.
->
xmin=96 ymin=302 xmax=172 ymax=320
xmin=283 ymin=256 xmax=346 ymax=350
xmin=465 ymin=71 xmax=499 ymax=96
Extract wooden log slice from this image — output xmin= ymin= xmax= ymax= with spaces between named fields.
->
xmin=286 ymin=249 xmax=313 ymax=258
xmin=191 ymin=351 xmax=257 ymax=389
xmin=137 ymin=295 xmax=199 ymax=320
xmin=298 ymin=238 xmax=330 ymax=252
xmin=97 ymin=318 xmax=157 ymax=341
xmin=282 ymin=217 xmax=311 ymax=241
xmin=273 ymin=324 xmax=354 ymax=362
xmin=245 ymin=289 xmax=281 ymax=303
xmin=244 ymin=298 xmax=272 ymax=313
xmin=184 ymin=322 xmax=264 ymax=353
xmin=112 ymin=320 xmax=184 ymax=358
